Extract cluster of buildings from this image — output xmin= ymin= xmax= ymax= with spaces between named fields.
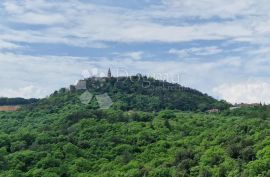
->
xmin=69 ymin=69 xmax=112 ymax=92
xmin=207 ymin=103 xmax=262 ymax=114
xmin=229 ymin=103 xmax=262 ymax=110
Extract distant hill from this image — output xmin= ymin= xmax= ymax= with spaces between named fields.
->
xmin=29 ymin=75 xmax=230 ymax=112
xmin=0 ymin=97 xmax=38 ymax=106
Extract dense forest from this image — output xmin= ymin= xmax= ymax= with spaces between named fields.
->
xmin=0 ymin=98 xmax=38 ymax=106
xmin=67 ymin=75 xmax=229 ymax=112
xmin=0 ymin=76 xmax=269 ymax=176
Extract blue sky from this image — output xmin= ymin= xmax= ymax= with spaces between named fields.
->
xmin=0 ymin=0 xmax=270 ymax=103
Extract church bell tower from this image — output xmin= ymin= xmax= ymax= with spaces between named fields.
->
xmin=107 ymin=68 xmax=112 ymax=78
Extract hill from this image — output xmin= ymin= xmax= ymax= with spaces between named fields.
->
xmin=29 ymin=75 xmax=229 ymax=113
xmin=2 ymin=75 xmax=270 ymax=176
xmin=84 ymin=75 xmax=230 ymax=111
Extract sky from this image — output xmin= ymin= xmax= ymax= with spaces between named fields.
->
xmin=0 ymin=0 xmax=270 ymax=104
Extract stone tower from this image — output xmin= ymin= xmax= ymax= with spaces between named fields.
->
xmin=107 ymin=68 xmax=112 ymax=78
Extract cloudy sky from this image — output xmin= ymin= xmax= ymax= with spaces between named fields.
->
xmin=0 ymin=0 xmax=270 ymax=103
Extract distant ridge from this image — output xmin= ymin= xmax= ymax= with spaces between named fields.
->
xmin=0 ymin=97 xmax=38 ymax=106
xmin=31 ymin=74 xmax=230 ymax=112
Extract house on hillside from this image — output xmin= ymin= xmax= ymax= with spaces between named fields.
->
xmin=229 ymin=103 xmax=262 ymax=111
xmin=234 ymin=103 xmax=261 ymax=108
xmin=207 ymin=109 xmax=220 ymax=113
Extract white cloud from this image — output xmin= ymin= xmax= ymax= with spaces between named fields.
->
xmin=169 ymin=46 xmax=222 ymax=57
xmin=0 ymin=85 xmax=47 ymax=99
xmin=115 ymin=51 xmax=144 ymax=60
xmin=15 ymin=12 xmax=67 ymax=25
xmin=0 ymin=53 xmax=95 ymax=98
xmin=3 ymin=0 xmax=66 ymax=25
xmin=126 ymin=51 xmax=144 ymax=60
xmin=213 ymin=81 xmax=270 ymax=104
xmin=0 ymin=0 xmax=270 ymax=104
xmin=0 ymin=40 xmax=21 ymax=49
xmin=0 ymin=0 xmax=260 ymax=46
xmin=160 ymin=0 xmax=257 ymax=19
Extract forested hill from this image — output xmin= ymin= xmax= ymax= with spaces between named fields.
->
xmin=1 ymin=76 xmax=270 ymax=176
xmin=31 ymin=75 xmax=229 ymax=112
xmin=0 ymin=97 xmax=38 ymax=106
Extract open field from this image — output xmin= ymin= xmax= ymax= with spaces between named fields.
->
xmin=0 ymin=106 xmax=20 ymax=111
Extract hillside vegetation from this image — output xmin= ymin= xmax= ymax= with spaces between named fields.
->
xmin=1 ymin=105 xmax=270 ymax=176
xmin=0 ymin=76 xmax=269 ymax=176
xmin=62 ymin=76 xmax=229 ymax=112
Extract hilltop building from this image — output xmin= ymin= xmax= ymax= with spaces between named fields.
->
xmin=108 ymin=68 xmax=112 ymax=78
xmin=207 ymin=109 xmax=220 ymax=113
xmin=69 ymin=85 xmax=76 ymax=92
xmin=75 ymin=80 xmax=87 ymax=90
